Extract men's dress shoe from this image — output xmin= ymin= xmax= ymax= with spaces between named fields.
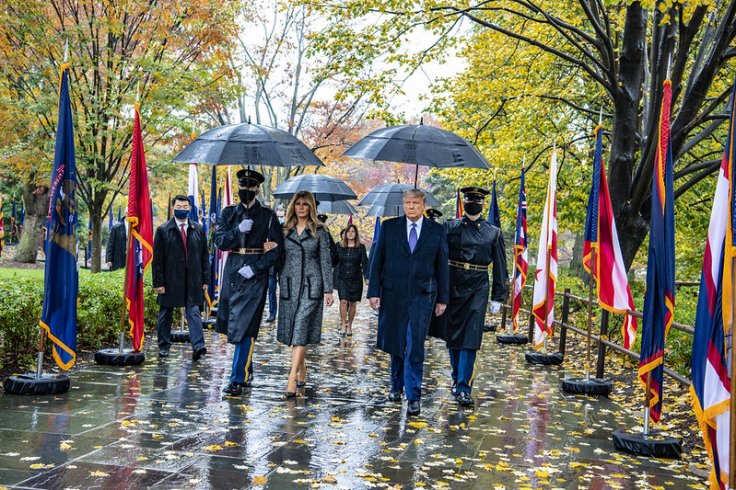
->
xmin=451 ymin=383 xmax=458 ymax=396
xmin=241 ymin=378 xmax=253 ymax=388
xmin=266 ymin=315 xmax=276 ymax=323
xmin=192 ymin=347 xmax=207 ymax=362
xmin=223 ymin=383 xmax=242 ymax=396
xmin=158 ymin=349 xmax=169 ymax=358
xmin=407 ymin=400 xmax=421 ymax=416
xmin=456 ymin=392 xmax=474 ymax=407
xmin=388 ymin=391 xmax=402 ymax=402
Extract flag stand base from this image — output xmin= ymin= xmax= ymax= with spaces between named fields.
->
xmin=171 ymin=331 xmax=190 ymax=343
xmin=3 ymin=373 xmax=70 ymax=396
xmin=482 ymin=323 xmax=497 ymax=333
xmin=612 ymin=428 xmax=681 ymax=459
xmin=202 ymin=318 xmax=216 ymax=329
xmin=561 ymin=377 xmax=612 ymax=396
xmin=496 ymin=333 xmax=529 ymax=345
xmin=94 ymin=348 xmax=145 ymax=366
xmin=525 ymin=351 xmax=564 ymax=365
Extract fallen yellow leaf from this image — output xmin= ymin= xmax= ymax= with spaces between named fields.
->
xmin=252 ymin=475 xmax=267 ymax=486
xmin=89 ymin=470 xmax=109 ymax=477
xmin=407 ymin=421 xmax=428 ymax=429
xmin=59 ymin=442 xmax=72 ymax=451
xmin=203 ymin=445 xmax=223 ymax=452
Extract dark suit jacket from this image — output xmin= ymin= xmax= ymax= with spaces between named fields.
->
xmin=105 ymin=221 xmax=127 ymax=271
xmin=367 ymin=216 xmax=449 ymax=362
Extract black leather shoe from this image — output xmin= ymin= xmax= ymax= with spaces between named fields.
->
xmin=407 ymin=400 xmax=421 ymax=416
xmin=193 ymin=347 xmax=207 ymax=362
xmin=240 ymin=378 xmax=253 ymax=388
xmin=388 ymin=391 xmax=402 ymax=402
xmin=266 ymin=315 xmax=276 ymax=323
xmin=158 ymin=349 xmax=169 ymax=358
xmin=451 ymin=383 xmax=457 ymax=396
xmin=223 ymin=382 xmax=242 ymax=396
xmin=456 ymin=392 xmax=473 ymax=407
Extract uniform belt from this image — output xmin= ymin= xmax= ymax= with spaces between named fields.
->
xmin=232 ymin=248 xmax=264 ymax=255
xmin=448 ymin=260 xmax=489 ymax=272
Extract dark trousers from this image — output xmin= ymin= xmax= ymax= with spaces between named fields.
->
xmin=267 ymin=273 xmax=277 ymax=318
xmin=157 ymin=303 xmax=205 ymax=351
xmin=230 ymin=337 xmax=255 ymax=384
xmin=391 ymin=322 xmax=424 ymax=401
xmin=449 ymin=348 xmax=477 ymax=394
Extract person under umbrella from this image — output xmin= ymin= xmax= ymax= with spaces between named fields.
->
xmin=216 ymin=169 xmax=284 ymax=396
xmin=334 ymin=224 xmax=369 ymax=336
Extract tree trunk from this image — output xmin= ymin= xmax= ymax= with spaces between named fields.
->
xmin=15 ymin=185 xmax=50 ymax=263
xmin=90 ymin=211 xmax=102 ymax=273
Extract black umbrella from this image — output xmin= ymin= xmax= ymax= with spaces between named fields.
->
xmin=342 ymin=120 xmax=489 ymax=185
xmin=273 ymin=174 xmax=356 ymax=202
xmin=317 ymin=200 xmax=358 ymax=216
xmin=173 ymin=122 xmax=324 ymax=167
xmin=358 ymin=183 xmax=440 ymax=217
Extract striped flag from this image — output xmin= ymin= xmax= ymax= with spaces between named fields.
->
xmin=347 ymin=214 xmax=353 ymax=227
xmin=512 ymin=166 xmax=528 ymax=332
xmin=40 ymin=60 xmax=78 ymax=370
xmin=488 ymin=179 xmax=501 ymax=228
xmin=455 ymin=188 xmax=463 ymax=218
xmin=107 ymin=205 xmax=114 ymax=232
xmin=218 ymin=167 xmax=233 ymax=293
xmin=639 ymin=79 xmax=676 ymax=423
xmin=690 ymin=83 xmax=736 ymax=490
xmin=207 ymin=166 xmax=218 ymax=307
xmin=188 ymin=163 xmax=199 ymax=222
xmin=125 ymin=101 xmax=153 ymax=352
xmin=532 ymin=151 xmax=558 ymax=348
xmin=584 ymin=126 xmax=638 ymax=349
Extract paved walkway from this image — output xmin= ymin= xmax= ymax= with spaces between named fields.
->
xmin=0 ymin=303 xmax=706 ymax=489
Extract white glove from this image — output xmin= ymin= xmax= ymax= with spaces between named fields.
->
xmin=490 ymin=301 xmax=502 ymax=315
xmin=238 ymin=218 xmax=253 ymax=233
xmin=238 ymin=265 xmax=254 ymax=279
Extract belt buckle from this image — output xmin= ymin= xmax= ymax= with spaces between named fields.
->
xmin=463 ymin=263 xmax=469 ymax=270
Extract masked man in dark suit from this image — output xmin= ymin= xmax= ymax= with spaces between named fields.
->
xmin=367 ymin=188 xmax=449 ymax=416
xmin=153 ymin=195 xmax=210 ymax=360
xmin=216 ymin=169 xmax=284 ymax=396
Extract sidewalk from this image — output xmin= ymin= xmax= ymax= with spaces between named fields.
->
xmin=0 ymin=303 xmax=706 ymax=489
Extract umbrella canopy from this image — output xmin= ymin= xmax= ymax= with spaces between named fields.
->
xmin=273 ymin=174 xmax=356 ymax=202
xmin=343 ymin=122 xmax=490 ymax=170
xmin=317 ymin=200 xmax=358 ymax=216
xmin=173 ymin=122 xmax=324 ymax=167
xmin=358 ymin=183 xmax=440 ymax=217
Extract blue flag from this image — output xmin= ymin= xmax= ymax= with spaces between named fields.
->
xmin=107 ymin=205 xmax=113 ymax=232
xmin=208 ymin=167 xmax=218 ymax=305
xmin=487 ymin=180 xmax=501 ymax=228
xmin=40 ymin=62 xmax=78 ymax=370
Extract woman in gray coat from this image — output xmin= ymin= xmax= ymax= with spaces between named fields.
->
xmin=277 ymin=190 xmax=334 ymax=397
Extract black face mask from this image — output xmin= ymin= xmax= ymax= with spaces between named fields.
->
xmin=239 ymin=189 xmax=256 ymax=203
xmin=464 ymin=202 xmax=483 ymax=216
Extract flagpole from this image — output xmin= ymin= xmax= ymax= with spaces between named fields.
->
xmin=585 ymin=246 xmax=595 ymax=381
xmin=643 ymin=373 xmax=652 ymax=437
xmin=118 ymin=219 xmax=134 ymax=352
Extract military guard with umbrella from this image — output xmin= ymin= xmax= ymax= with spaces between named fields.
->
xmin=215 ymin=169 xmax=284 ymax=395
xmin=429 ymin=186 xmax=507 ymax=406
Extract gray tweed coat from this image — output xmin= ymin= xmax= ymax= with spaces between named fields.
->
xmin=277 ymin=225 xmax=333 ymax=346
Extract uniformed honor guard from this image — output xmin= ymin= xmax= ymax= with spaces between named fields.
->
xmin=429 ymin=186 xmax=507 ymax=406
xmin=216 ymin=169 xmax=284 ymax=396
xmin=425 ymin=208 xmax=443 ymax=223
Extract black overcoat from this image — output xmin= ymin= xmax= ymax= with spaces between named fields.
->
xmin=106 ymin=221 xmax=127 ymax=271
xmin=367 ymin=217 xmax=449 ymax=363
xmin=215 ymin=201 xmax=283 ymax=343
xmin=152 ymin=218 xmax=209 ymax=307
xmin=429 ymin=217 xmax=508 ymax=349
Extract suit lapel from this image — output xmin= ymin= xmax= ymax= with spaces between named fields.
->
xmin=397 ymin=216 xmax=411 ymax=255
xmin=413 ymin=219 xmax=431 ymax=254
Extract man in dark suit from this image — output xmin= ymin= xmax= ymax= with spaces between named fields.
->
xmin=153 ymin=195 xmax=210 ymax=361
xmin=367 ymin=188 xmax=449 ymax=416
xmin=106 ymin=213 xmax=127 ymax=270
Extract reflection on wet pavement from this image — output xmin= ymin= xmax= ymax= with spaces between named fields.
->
xmin=0 ymin=302 xmax=705 ymax=489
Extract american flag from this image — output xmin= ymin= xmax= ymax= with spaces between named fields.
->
xmin=511 ymin=166 xmax=528 ymax=332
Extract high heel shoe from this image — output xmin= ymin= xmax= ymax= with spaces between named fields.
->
xmin=285 ymin=375 xmax=297 ymax=398
xmin=297 ymin=377 xmax=307 ymax=388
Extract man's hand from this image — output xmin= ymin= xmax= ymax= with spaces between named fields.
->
xmin=238 ymin=265 xmax=254 ymax=279
xmin=490 ymin=301 xmax=502 ymax=315
xmin=434 ymin=303 xmax=447 ymax=316
xmin=238 ymin=218 xmax=253 ymax=233
xmin=154 ymin=287 xmax=165 ymax=294
xmin=106 ymin=261 xmax=113 ymax=268
xmin=325 ymin=292 xmax=334 ymax=307
xmin=369 ymin=297 xmax=380 ymax=310
xmin=263 ymin=240 xmax=278 ymax=252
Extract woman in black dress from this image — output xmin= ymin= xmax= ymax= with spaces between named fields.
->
xmin=334 ymin=224 xmax=369 ymax=336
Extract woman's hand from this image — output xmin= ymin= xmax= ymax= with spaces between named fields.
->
xmin=325 ymin=292 xmax=334 ymax=307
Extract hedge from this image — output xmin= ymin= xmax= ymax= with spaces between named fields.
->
xmin=0 ymin=269 xmax=159 ymax=371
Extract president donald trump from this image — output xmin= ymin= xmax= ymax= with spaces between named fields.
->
xmin=367 ymin=188 xmax=449 ymax=416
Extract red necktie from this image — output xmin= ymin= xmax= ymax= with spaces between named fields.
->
xmin=179 ymin=224 xmax=188 ymax=262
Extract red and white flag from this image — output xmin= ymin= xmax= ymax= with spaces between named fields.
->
xmin=532 ymin=150 xmax=558 ymax=349
xmin=217 ymin=167 xmax=233 ymax=292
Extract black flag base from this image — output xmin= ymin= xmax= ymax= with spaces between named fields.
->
xmin=171 ymin=331 xmax=191 ymax=343
xmin=482 ymin=323 xmax=497 ymax=333
xmin=210 ymin=307 xmax=218 ymax=316
xmin=202 ymin=318 xmax=216 ymax=329
xmin=525 ymin=351 xmax=564 ymax=365
xmin=94 ymin=348 xmax=145 ymax=366
xmin=612 ymin=429 xmax=682 ymax=459
xmin=3 ymin=373 xmax=70 ymax=396
xmin=496 ymin=333 xmax=529 ymax=345
xmin=561 ymin=377 xmax=612 ymax=396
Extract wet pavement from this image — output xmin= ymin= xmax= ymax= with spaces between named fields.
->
xmin=0 ymin=303 xmax=706 ymax=489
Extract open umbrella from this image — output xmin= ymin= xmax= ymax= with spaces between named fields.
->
xmin=173 ymin=122 xmax=323 ymax=167
xmin=273 ymin=174 xmax=356 ymax=202
xmin=343 ymin=120 xmax=490 ymax=185
xmin=358 ymin=183 xmax=440 ymax=217
xmin=317 ymin=200 xmax=358 ymax=216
